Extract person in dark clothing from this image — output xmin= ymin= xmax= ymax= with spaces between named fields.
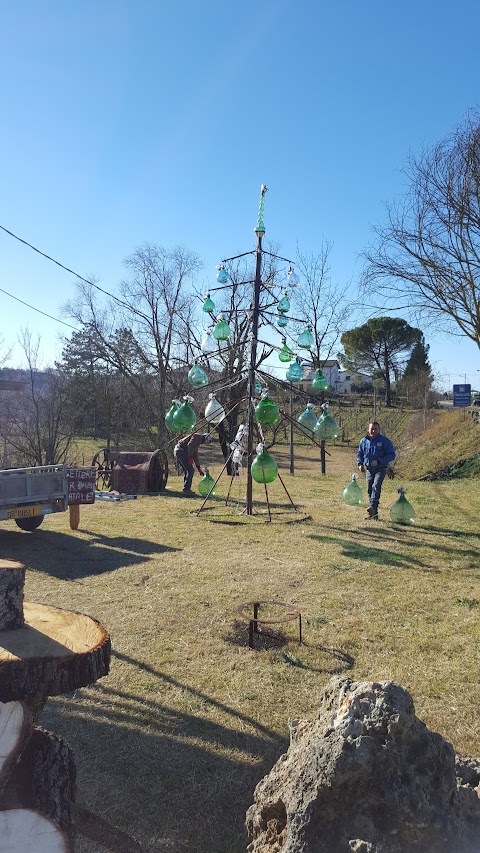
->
xmin=357 ymin=421 xmax=395 ymax=520
xmin=174 ymin=432 xmax=212 ymax=495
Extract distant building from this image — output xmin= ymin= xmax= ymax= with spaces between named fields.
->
xmin=298 ymin=360 xmax=372 ymax=394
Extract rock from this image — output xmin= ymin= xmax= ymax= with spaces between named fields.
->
xmin=246 ymin=677 xmax=480 ymax=852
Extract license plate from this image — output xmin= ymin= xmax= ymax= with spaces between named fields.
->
xmin=6 ymin=505 xmax=42 ymax=520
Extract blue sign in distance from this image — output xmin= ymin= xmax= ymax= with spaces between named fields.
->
xmin=453 ymin=384 xmax=471 ymax=407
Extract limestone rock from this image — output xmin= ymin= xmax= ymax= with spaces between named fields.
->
xmin=246 ymin=677 xmax=480 ymax=852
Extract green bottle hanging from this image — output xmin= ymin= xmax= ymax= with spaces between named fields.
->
xmin=312 ymin=369 xmax=329 ymax=392
xmin=278 ymin=339 xmax=295 ymax=363
xmin=286 ymin=359 xmax=304 ymax=382
xmin=390 ymin=488 xmax=416 ymax=525
xmin=277 ymin=314 xmax=288 ymax=328
xmin=251 ymin=444 xmax=278 ymax=484
xmin=172 ymin=396 xmax=196 ymax=431
xmin=254 ymin=379 xmax=263 ymax=397
xmin=342 ymin=474 xmax=363 ymax=506
xmin=255 ymin=393 xmax=279 ymax=426
xmin=187 ymin=363 xmax=209 ymax=389
xmin=165 ymin=400 xmax=181 ymax=432
xmin=202 ymin=292 xmax=215 ymax=313
xmin=314 ymin=405 xmax=339 ymax=440
xmin=212 ymin=314 xmax=231 ymax=341
xmin=298 ymin=403 xmax=317 ymax=432
xmin=277 ymin=292 xmax=290 ymax=314
xmin=216 ymin=265 xmax=229 ymax=284
xmin=297 ymin=327 xmax=315 ymax=350
xmin=198 ymin=467 xmax=216 ymax=497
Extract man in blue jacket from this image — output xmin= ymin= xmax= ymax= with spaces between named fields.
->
xmin=357 ymin=421 xmax=395 ymax=520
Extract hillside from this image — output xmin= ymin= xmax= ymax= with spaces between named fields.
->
xmin=396 ymin=408 xmax=480 ymax=480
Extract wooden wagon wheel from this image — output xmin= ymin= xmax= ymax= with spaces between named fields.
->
xmin=148 ymin=449 xmax=169 ymax=491
xmin=91 ymin=450 xmax=114 ymax=490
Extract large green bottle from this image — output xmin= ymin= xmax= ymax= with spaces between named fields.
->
xmin=187 ymin=363 xmax=209 ymax=389
xmin=286 ymin=360 xmax=304 ymax=382
xmin=202 ymin=293 xmax=215 ymax=313
xmin=212 ymin=314 xmax=231 ymax=341
xmin=342 ymin=474 xmax=363 ymax=506
xmin=298 ymin=403 xmax=317 ymax=432
xmin=251 ymin=445 xmax=278 ymax=484
xmin=255 ymin=393 xmax=279 ymax=425
xmin=172 ymin=397 xmax=196 ymax=431
xmin=198 ymin=468 xmax=216 ymax=497
xmin=165 ymin=400 xmax=181 ymax=432
xmin=277 ymin=292 xmax=290 ymax=313
xmin=312 ymin=369 xmax=329 ymax=392
xmin=314 ymin=405 xmax=339 ymax=440
xmin=297 ymin=327 xmax=314 ymax=349
xmin=278 ymin=340 xmax=295 ymax=362
xmin=390 ymin=488 xmax=416 ymax=525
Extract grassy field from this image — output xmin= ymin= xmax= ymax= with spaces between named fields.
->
xmin=1 ymin=439 xmax=480 ymax=852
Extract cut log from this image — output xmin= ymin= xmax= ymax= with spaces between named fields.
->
xmin=0 ymin=701 xmax=34 ymax=796
xmin=0 ymin=560 xmax=25 ymax=630
xmin=0 ymin=809 xmax=72 ymax=852
xmin=0 ymin=602 xmax=111 ymax=703
xmin=0 ymin=726 xmax=75 ymax=833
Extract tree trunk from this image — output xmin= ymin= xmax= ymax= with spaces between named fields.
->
xmin=0 ymin=561 xmax=25 ymax=631
xmin=0 ymin=727 xmax=75 ymax=851
xmin=0 ymin=602 xmax=111 ymax=703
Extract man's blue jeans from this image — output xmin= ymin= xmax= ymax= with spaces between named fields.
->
xmin=366 ymin=466 xmax=386 ymax=513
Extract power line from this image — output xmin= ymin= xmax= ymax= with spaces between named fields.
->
xmin=0 ymin=286 xmax=79 ymax=330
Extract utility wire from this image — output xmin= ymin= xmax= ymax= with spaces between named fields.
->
xmin=0 ymin=285 xmax=79 ymax=330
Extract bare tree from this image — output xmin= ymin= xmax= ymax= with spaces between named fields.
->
xmin=362 ymin=112 xmax=480 ymax=348
xmin=293 ymin=242 xmax=355 ymax=367
xmin=0 ymin=331 xmax=74 ymax=466
xmin=64 ymin=243 xmax=203 ymax=447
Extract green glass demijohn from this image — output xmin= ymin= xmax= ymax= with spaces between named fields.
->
xmin=216 ymin=266 xmax=229 ymax=284
xmin=312 ymin=369 xmax=329 ymax=392
xmin=172 ymin=397 xmax=196 ymax=431
xmin=165 ymin=399 xmax=181 ymax=432
xmin=286 ymin=359 xmax=304 ymax=383
xmin=278 ymin=339 xmax=295 ymax=363
xmin=390 ymin=488 xmax=416 ymax=525
xmin=251 ymin=444 xmax=278 ymax=484
xmin=212 ymin=314 xmax=231 ymax=341
xmin=277 ymin=292 xmax=290 ymax=313
xmin=277 ymin=313 xmax=288 ymax=328
xmin=298 ymin=403 xmax=317 ymax=432
xmin=255 ymin=393 xmax=279 ymax=426
xmin=342 ymin=474 xmax=363 ymax=506
xmin=187 ymin=363 xmax=209 ymax=389
xmin=198 ymin=467 xmax=216 ymax=497
xmin=297 ymin=326 xmax=315 ymax=350
xmin=254 ymin=379 xmax=263 ymax=397
xmin=202 ymin=293 xmax=215 ymax=313
xmin=314 ymin=405 xmax=339 ymax=440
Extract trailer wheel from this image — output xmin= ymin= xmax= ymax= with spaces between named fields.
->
xmin=15 ymin=515 xmax=44 ymax=531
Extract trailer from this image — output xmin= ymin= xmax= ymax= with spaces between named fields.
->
xmin=0 ymin=464 xmax=68 ymax=530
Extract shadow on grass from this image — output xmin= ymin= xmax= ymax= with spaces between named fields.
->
xmin=224 ymin=621 xmax=354 ymax=675
xmin=309 ymin=534 xmax=430 ymax=570
xmin=0 ymin=529 xmax=180 ymax=580
xmin=41 ymin=651 xmax=288 ymax=853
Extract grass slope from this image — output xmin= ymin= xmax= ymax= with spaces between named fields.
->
xmin=398 ymin=409 xmax=480 ymax=479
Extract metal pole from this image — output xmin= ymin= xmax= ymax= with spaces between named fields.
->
xmin=246 ymin=186 xmax=267 ymax=515
xmin=289 ymin=382 xmax=294 ymax=475
xmin=320 ymin=439 xmax=326 ymax=474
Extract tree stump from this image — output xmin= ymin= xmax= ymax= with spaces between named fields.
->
xmin=0 ymin=559 xmax=111 ymax=850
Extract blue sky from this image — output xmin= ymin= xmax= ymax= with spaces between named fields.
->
xmin=1 ymin=0 xmax=479 ymax=390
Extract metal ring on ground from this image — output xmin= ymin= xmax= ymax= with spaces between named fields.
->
xmin=236 ymin=600 xmax=302 ymax=649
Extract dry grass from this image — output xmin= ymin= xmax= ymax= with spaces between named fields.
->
xmin=1 ymin=440 xmax=480 ymax=852
xmin=398 ymin=408 xmax=480 ymax=478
